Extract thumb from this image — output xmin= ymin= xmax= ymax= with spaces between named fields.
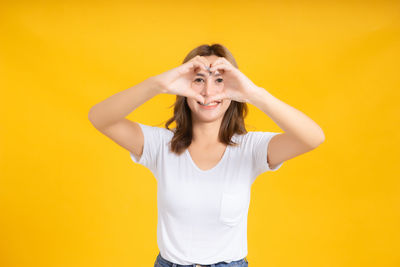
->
xmin=205 ymin=93 xmax=226 ymax=105
xmin=186 ymin=89 xmax=205 ymax=104
xmin=196 ymin=94 xmax=205 ymax=104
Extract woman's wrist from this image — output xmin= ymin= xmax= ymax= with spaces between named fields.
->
xmin=146 ymin=75 xmax=167 ymax=94
xmin=246 ymin=86 xmax=269 ymax=105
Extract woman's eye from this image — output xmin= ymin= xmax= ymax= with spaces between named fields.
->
xmin=194 ymin=78 xmax=223 ymax=83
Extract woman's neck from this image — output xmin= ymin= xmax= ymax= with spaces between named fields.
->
xmin=191 ymin=121 xmax=222 ymax=145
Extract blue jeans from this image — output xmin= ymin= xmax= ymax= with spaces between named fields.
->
xmin=154 ymin=252 xmax=249 ymax=267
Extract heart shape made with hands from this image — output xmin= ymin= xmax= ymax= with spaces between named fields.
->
xmin=194 ymin=57 xmax=256 ymax=105
xmin=196 ymin=70 xmax=224 ymax=104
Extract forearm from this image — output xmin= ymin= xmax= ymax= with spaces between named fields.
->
xmin=88 ymin=76 xmax=163 ymax=129
xmin=247 ymin=87 xmax=325 ymax=148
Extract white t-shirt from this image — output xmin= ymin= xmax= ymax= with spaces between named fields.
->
xmin=129 ymin=123 xmax=284 ymax=265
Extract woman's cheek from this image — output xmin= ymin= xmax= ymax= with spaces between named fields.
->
xmin=217 ymin=83 xmax=224 ymax=92
xmin=191 ymin=83 xmax=203 ymax=92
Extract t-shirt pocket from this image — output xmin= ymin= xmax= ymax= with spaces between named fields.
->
xmin=219 ymin=191 xmax=248 ymax=227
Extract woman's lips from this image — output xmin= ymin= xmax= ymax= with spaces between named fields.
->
xmin=197 ymin=100 xmax=221 ymax=109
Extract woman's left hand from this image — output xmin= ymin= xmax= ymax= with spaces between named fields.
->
xmin=204 ymin=57 xmax=260 ymax=104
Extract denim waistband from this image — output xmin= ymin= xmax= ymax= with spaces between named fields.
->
xmin=156 ymin=252 xmax=248 ymax=267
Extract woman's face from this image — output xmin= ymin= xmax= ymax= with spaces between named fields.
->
xmin=186 ymin=55 xmax=232 ymax=123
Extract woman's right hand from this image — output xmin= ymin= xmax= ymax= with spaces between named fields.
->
xmin=154 ymin=55 xmax=210 ymax=104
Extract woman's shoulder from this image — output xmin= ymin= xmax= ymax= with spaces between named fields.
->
xmin=136 ymin=122 xmax=174 ymax=140
xmin=232 ymin=130 xmax=276 ymax=145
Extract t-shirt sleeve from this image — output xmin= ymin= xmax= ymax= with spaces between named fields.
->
xmin=248 ymin=131 xmax=284 ymax=177
xmin=129 ymin=122 xmax=167 ymax=173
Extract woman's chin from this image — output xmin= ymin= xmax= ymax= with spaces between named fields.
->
xmin=193 ymin=113 xmax=224 ymax=123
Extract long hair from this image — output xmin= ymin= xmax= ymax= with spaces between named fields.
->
xmin=165 ymin=43 xmax=249 ymax=155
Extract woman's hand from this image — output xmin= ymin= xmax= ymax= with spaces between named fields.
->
xmin=204 ymin=57 xmax=261 ymax=104
xmin=155 ymin=55 xmax=210 ymax=104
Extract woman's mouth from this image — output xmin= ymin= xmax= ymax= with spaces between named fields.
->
xmin=197 ymin=100 xmax=221 ymax=109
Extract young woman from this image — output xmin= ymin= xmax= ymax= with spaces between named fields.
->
xmin=88 ymin=44 xmax=325 ymax=267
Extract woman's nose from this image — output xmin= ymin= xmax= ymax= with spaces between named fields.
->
xmin=200 ymin=78 xmax=220 ymax=97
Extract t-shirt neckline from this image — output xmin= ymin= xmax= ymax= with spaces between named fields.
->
xmin=185 ymin=141 xmax=231 ymax=173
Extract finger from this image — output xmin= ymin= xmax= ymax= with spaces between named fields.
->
xmin=205 ymin=92 xmax=227 ymax=104
xmin=196 ymin=94 xmax=205 ymax=104
xmin=186 ymin=89 xmax=205 ymax=104
xmin=189 ymin=62 xmax=206 ymax=74
xmin=198 ymin=56 xmax=211 ymax=68
xmin=180 ymin=61 xmax=201 ymax=74
xmin=193 ymin=59 xmax=209 ymax=73
xmin=209 ymin=63 xmax=230 ymax=73
xmin=193 ymin=56 xmax=209 ymax=70
xmin=210 ymin=63 xmax=230 ymax=72
xmin=213 ymin=57 xmax=230 ymax=66
xmin=210 ymin=57 xmax=222 ymax=66
xmin=209 ymin=57 xmax=228 ymax=68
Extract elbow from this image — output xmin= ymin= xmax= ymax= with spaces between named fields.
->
xmin=87 ymin=106 xmax=114 ymax=130
xmin=315 ymin=138 xmax=325 ymax=148
xmin=88 ymin=107 xmax=99 ymax=126
xmin=313 ymin=130 xmax=326 ymax=148
xmin=88 ymin=107 xmax=94 ymax=123
xmin=319 ymin=128 xmax=326 ymax=143
xmin=306 ymin=128 xmax=325 ymax=149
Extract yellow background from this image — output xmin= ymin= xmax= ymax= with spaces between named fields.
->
xmin=1 ymin=0 xmax=399 ymax=266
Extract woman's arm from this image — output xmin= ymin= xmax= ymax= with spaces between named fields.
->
xmin=204 ymin=56 xmax=325 ymax=169
xmin=87 ymin=56 xmax=209 ymax=160
xmin=88 ymin=76 xmax=163 ymax=160
xmin=203 ymin=56 xmax=325 ymax=169
xmin=248 ymin=88 xmax=325 ymax=169
xmin=88 ymin=76 xmax=162 ymax=129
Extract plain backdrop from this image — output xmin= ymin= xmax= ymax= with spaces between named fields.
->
xmin=0 ymin=1 xmax=399 ymax=267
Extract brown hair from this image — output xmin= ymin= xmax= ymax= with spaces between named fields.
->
xmin=164 ymin=43 xmax=249 ymax=155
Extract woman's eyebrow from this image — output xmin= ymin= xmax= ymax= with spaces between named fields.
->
xmin=195 ymin=72 xmax=222 ymax=77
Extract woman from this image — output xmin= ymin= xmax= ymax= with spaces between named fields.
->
xmin=88 ymin=44 xmax=325 ymax=267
